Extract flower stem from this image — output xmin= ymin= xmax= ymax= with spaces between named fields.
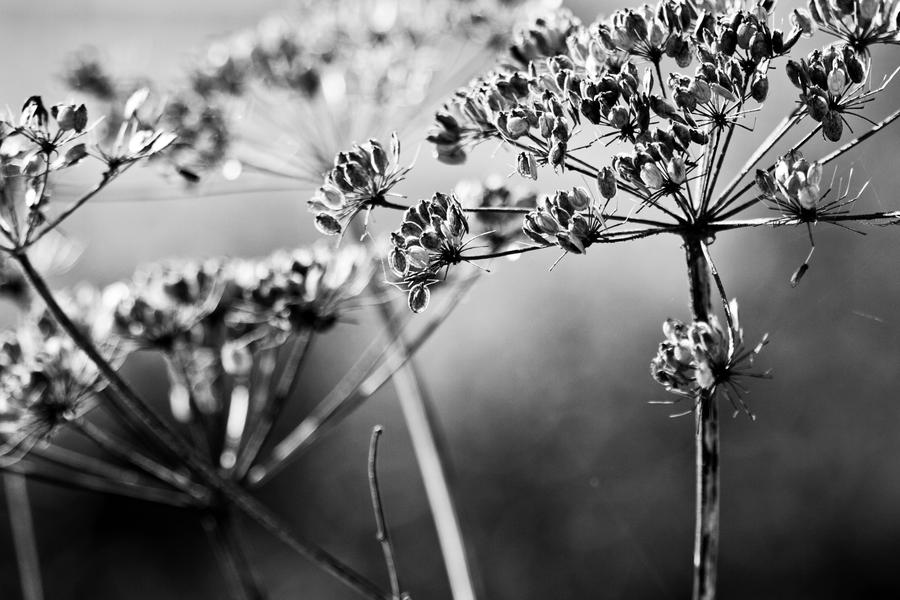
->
xmin=684 ymin=236 xmax=720 ymax=600
xmin=14 ymin=251 xmax=389 ymax=600
xmin=3 ymin=473 xmax=44 ymax=600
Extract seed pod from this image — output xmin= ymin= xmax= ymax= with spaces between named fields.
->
xmin=549 ymin=141 xmax=567 ymax=169
xmin=400 ymin=221 xmax=423 ymax=240
xmin=420 ymin=231 xmax=442 ymax=252
xmin=640 ymin=163 xmax=665 ymax=188
xmin=718 ymin=29 xmax=738 ymax=55
xmin=506 ymin=115 xmax=530 ymax=138
xmin=822 ymin=110 xmax=843 ymax=142
xmin=314 ymin=213 xmax=342 ymax=235
xmin=686 ymin=78 xmax=710 ymax=105
xmin=791 ymin=9 xmax=814 ymax=36
xmin=751 ymin=74 xmax=769 ymax=102
xmin=755 ymin=170 xmax=777 ymax=196
xmin=388 ymin=248 xmax=408 ymax=276
xmin=597 ymin=166 xmax=618 ymax=199
xmin=517 ymin=152 xmax=538 ymax=180
xmin=806 ymin=93 xmax=829 ymax=121
xmin=369 ymin=140 xmax=389 ymax=175
xmin=609 ymin=106 xmax=630 ymax=128
xmin=408 ymin=284 xmax=430 ymax=314
xmin=667 ymin=157 xmax=686 ymax=184
xmin=827 ymin=67 xmax=847 ymax=95
xmin=843 ymin=46 xmax=866 ymax=83
xmin=556 ymin=232 xmax=585 ymax=254
xmin=570 ymin=186 xmax=591 ymax=211
xmin=790 ymin=263 xmax=809 ymax=287
xmin=785 ymin=60 xmax=806 ymax=88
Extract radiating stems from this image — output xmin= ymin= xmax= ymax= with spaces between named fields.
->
xmin=3 ymin=473 xmax=44 ymax=600
xmin=684 ymin=236 xmax=720 ymax=600
xmin=14 ymin=251 xmax=389 ymax=600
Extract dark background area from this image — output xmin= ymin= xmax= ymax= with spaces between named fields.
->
xmin=2 ymin=1 xmax=900 ymax=598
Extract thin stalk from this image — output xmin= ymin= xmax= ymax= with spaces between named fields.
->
xmin=72 ymin=418 xmax=208 ymax=502
xmin=235 ymin=331 xmax=313 ymax=479
xmin=14 ymin=252 xmax=388 ymax=600
xmin=684 ymin=236 xmax=719 ymax=600
xmin=3 ymin=473 xmax=44 ymax=600
xmin=250 ymin=275 xmax=479 ymax=486
xmin=203 ymin=509 xmax=265 ymax=600
xmin=368 ymin=427 xmax=402 ymax=600
xmin=3 ymin=459 xmax=196 ymax=508
xmin=361 ymin=262 xmax=479 ymax=599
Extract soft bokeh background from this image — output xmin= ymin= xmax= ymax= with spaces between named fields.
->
xmin=2 ymin=1 xmax=900 ymax=598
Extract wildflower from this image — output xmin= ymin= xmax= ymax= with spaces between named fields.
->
xmin=388 ymin=193 xmax=470 ymax=313
xmin=309 ymin=134 xmax=409 ymax=236
xmin=650 ymin=300 xmax=767 ymax=415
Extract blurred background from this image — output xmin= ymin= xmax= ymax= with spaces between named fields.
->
xmin=2 ymin=1 xmax=900 ymax=598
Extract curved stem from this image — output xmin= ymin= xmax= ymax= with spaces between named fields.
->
xmin=684 ymin=237 xmax=720 ymax=600
xmin=368 ymin=427 xmax=402 ymax=600
xmin=14 ymin=251 xmax=388 ymax=600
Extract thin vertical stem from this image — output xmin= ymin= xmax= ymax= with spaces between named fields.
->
xmin=3 ymin=473 xmax=44 ymax=600
xmin=684 ymin=237 xmax=720 ymax=600
xmin=368 ymin=427 xmax=402 ymax=600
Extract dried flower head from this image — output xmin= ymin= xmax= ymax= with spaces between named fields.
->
xmin=650 ymin=300 xmax=767 ymax=415
xmin=309 ymin=134 xmax=409 ymax=236
xmin=388 ymin=193 xmax=471 ymax=313
xmin=808 ymin=0 xmax=900 ymax=52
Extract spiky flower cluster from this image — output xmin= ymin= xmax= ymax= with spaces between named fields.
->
xmin=650 ymin=301 xmax=766 ymax=412
xmin=388 ymin=193 xmax=469 ymax=313
xmin=310 ymin=134 xmax=408 ymax=236
xmin=756 ymin=150 xmax=824 ymax=217
xmin=522 ymin=186 xmax=601 ymax=253
xmin=594 ymin=1 xmax=697 ymax=67
xmin=787 ymin=43 xmax=869 ymax=141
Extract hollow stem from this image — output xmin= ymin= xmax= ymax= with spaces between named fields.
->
xmin=684 ymin=236 xmax=720 ymax=600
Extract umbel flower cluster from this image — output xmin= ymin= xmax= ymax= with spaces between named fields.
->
xmin=0 ymin=242 xmax=373 ymax=466
xmin=4 ymin=2 xmax=900 ymax=600
xmin=298 ymin=1 xmax=900 ymax=598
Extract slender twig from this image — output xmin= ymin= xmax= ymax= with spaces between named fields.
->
xmin=683 ymin=237 xmax=719 ymax=600
xmin=3 ymin=473 xmax=44 ymax=600
xmin=368 ymin=427 xmax=403 ymax=600
xmin=14 ymin=251 xmax=389 ymax=600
